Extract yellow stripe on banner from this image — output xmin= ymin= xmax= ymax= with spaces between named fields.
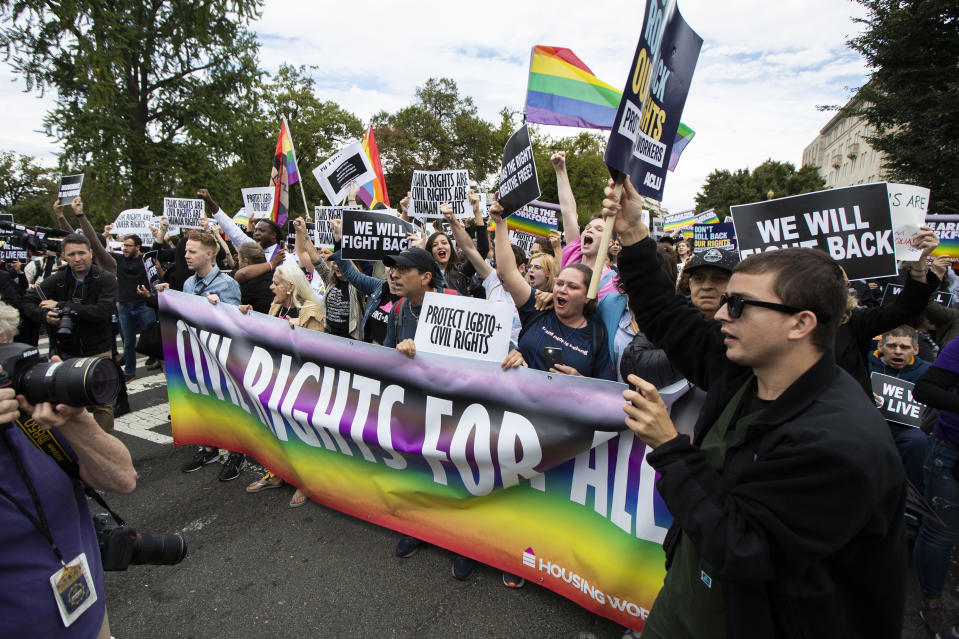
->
xmin=530 ymin=54 xmax=621 ymax=92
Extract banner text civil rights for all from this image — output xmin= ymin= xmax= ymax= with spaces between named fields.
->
xmin=159 ymin=291 xmax=677 ymax=631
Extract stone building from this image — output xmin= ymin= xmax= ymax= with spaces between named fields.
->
xmin=802 ymin=96 xmax=888 ymax=189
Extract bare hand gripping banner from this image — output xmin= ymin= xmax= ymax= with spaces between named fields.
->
xmin=160 ymin=291 xmax=680 ymax=630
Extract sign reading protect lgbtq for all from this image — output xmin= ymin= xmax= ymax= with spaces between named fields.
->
xmin=731 ymin=183 xmax=896 ymax=281
xmin=413 ymin=292 xmax=513 ymax=362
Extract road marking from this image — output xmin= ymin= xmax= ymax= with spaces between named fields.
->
xmin=114 ymin=402 xmax=173 ymax=445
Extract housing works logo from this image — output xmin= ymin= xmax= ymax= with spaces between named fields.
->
xmin=522 ymin=547 xmax=649 ymax=619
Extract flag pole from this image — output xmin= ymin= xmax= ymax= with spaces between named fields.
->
xmin=283 ymin=115 xmax=311 ymax=216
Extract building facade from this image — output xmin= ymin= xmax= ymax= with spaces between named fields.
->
xmin=802 ymin=98 xmax=888 ymax=189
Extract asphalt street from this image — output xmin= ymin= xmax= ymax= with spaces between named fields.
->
xmin=95 ymin=353 xmax=954 ymax=638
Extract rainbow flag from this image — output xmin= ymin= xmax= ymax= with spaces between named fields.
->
xmin=524 ymin=45 xmax=621 ymax=130
xmin=357 ymin=124 xmax=390 ymax=209
xmin=232 ymin=208 xmax=249 ymax=229
xmin=506 ymin=201 xmax=559 ymax=238
xmin=269 ymin=118 xmax=298 ymax=226
xmin=668 ymin=123 xmax=695 ymax=172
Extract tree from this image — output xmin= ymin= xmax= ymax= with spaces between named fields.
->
xmin=0 ymin=151 xmax=59 ymax=227
xmin=0 ymin=0 xmax=263 ymax=224
xmin=846 ymin=0 xmax=959 ymax=214
xmin=530 ymin=130 xmax=610 ymax=228
xmin=694 ymin=160 xmax=825 ymax=219
xmin=373 ymin=78 xmax=504 ymax=202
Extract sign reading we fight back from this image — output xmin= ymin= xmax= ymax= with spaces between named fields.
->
xmin=731 ymin=184 xmax=896 ymax=281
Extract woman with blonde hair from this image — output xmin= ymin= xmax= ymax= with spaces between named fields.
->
xmin=240 ymin=263 xmax=325 ymax=506
xmin=525 ymin=252 xmax=557 ymax=293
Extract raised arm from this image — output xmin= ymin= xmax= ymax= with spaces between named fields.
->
xmin=491 ymin=199 xmax=532 ymax=307
xmin=293 ymin=217 xmax=319 ymax=268
xmin=234 ymin=247 xmax=284 ymax=284
xmin=70 ymin=197 xmax=116 ymax=273
xmin=442 ymin=203 xmax=491 ymax=279
xmin=199 ymin=188 xmax=253 ymax=248
xmin=52 ymin=200 xmax=74 ymax=233
xmin=327 ymin=219 xmax=384 ymax=295
xmin=552 ymin=151 xmax=579 ymax=244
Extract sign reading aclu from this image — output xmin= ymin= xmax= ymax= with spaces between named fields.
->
xmin=731 ymin=184 xmax=896 ymax=281
xmin=340 ymin=209 xmax=418 ymax=260
xmin=409 ymin=170 xmax=471 ymax=219
xmin=413 ymin=293 xmax=513 ymax=362
xmin=871 ymin=373 xmax=924 ymax=428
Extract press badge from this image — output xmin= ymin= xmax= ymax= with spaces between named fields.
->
xmin=49 ymin=552 xmax=97 ymax=627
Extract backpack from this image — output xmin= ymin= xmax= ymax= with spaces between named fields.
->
xmin=392 ymin=288 xmax=459 ymax=339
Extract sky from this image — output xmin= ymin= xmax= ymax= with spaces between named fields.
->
xmin=0 ymin=0 xmax=872 ymax=213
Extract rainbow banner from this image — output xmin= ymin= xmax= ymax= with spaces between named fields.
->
xmin=506 ymin=200 xmax=559 ymax=238
xmin=663 ymin=208 xmax=718 ymax=234
xmin=160 ymin=291 xmax=677 ymax=631
xmin=524 ymin=45 xmax=621 ymax=130
xmin=669 ymin=123 xmax=695 ymax=172
xmin=927 ymin=214 xmax=959 ymax=259
xmin=357 ymin=124 xmax=390 ymax=209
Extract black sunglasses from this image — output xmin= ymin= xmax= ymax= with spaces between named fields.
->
xmin=719 ymin=294 xmax=805 ymax=319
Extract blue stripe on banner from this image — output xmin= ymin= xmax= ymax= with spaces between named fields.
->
xmin=525 ymin=91 xmax=617 ymax=129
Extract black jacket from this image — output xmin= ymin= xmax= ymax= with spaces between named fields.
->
xmin=619 ymin=238 xmax=906 ymax=639
xmin=21 ymin=264 xmax=118 ymax=355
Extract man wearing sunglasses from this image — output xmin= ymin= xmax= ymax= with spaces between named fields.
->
xmin=603 ymin=178 xmax=905 ymax=638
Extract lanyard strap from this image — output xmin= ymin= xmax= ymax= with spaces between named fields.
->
xmin=0 ymin=428 xmax=65 ymax=565
xmin=193 ymin=270 xmax=220 ymax=296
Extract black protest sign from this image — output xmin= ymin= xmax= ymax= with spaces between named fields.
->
xmin=0 ymin=247 xmax=29 ymax=261
xmin=604 ymin=0 xmax=702 ymax=201
xmin=731 ymin=184 xmax=896 ymax=281
xmin=341 ymin=209 xmax=418 ymax=260
xmin=881 ymin=283 xmax=953 ymax=308
xmin=0 ymin=214 xmax=13 ymax=225
xmin=408 ymin=170 xmax=471 ymax=219
xmin=497 ymin=125 xmax=540 ymax=216
xmin=142 ymin=251 xmax=160 ymax=288
xmin=693 ymin=222 xmax=736 ymax=253
xmin=871 ymin=373 xmax=924 ymax=428
xmin=58 ymin=174 xmax=84 ymax=206
xmin=285 ymin=219 xmax=315 ymax=251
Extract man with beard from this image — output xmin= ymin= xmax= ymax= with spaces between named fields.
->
xmin=113 ymin=235 xmax=153 ymax=381
xmin=200 ymin=189 xmax=285 ymax=262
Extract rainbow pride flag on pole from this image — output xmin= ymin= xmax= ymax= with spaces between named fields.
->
xmin=356 ymin=124 xmax=390 ymax=209
xmin=270 ymin=118 xmax=300 ymax=226
xmin=524 ymin=45 xmax=695 ymax=172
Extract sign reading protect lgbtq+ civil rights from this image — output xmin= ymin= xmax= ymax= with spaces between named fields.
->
xmin=163 ymin=198 xmax=205 ymax=230
xmin=241 ymin=187 xmax=275 ymax=221
xmin=413 ymin=292 xmax=513 ymax=362
xmin=731 ymin=183 xmax=897 ymax=281
xmin=409 ymin=170 xmax=471 ymax=219
xmin=313 ymin=141 xmax=376 ymax=206
xmin=871 ymin=373 xmax=924 ymax=428
xmin=161 ymin=290 xmax=684 ymax=631
xmin=340 ymin=208 xmax=418 ymax=261
xmin=497 ymin=124 xmax=540 ymax=216
xmin=605 ymin=0 xmax=702 ymax=201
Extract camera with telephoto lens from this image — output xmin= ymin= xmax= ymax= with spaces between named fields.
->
xmin=92 ymin=513 xmax=188 ymax=571
xmin=0 ymin=342 xmax=119 ymax=407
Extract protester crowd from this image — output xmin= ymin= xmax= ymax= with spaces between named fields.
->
xmin=5 ymin=149 xmax=959 ymax=638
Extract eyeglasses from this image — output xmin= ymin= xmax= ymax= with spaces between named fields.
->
xmin=719 ymin=294 xmax=806 ymax=319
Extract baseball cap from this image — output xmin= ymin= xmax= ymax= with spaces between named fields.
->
xmin=383 ymin=247 xmax=442 ymax=282
xmin=684 ymin=248 xmax=739 ymax=274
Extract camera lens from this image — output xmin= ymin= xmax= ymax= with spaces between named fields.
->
xmin=19 ymin=356 xmax=120 ymax=406
xmin=130 ymin=532 xmax=188 ymax=566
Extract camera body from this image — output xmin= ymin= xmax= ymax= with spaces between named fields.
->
xmin=50 ymin=308 xmax=79 ymax=337
xmin=92 ymin=513 xmax=188 ymax=571
xmin=0 ymin=342 xmax=119 ymax=406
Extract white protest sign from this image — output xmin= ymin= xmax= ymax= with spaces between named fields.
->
xmin=408 ymin=170 xmax=471 ymax=219
xmin=413 ymin=292 xmax=513 ymax=362
xmin=112 ymin=208 xmax=154 ymax=247
xmin=889 ymin=183 xmax=931 ymax=261
xmin=163 ymin=198 xmax=204 ymax=229
xmin=313 ymin=205 xmax=361 ymax=247
xmin=312 ymin=141 xmax=375 ymax=206
xmin=241 ymin=187 xmax=275 ymax=221
xmin=509 ymin=230 xmax=536 ymax=257
xmin=58 ymin=174 xmax=84 ymax=206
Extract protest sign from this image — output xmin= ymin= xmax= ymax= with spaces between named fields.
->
xmin=163 ymin=198 xmax=204 ymax=230
xmin=409 ymin=170 xmax=471 ymax=219
xmin=693 ymin=222 xmax=736 ymax=253
xmin=506 ymin=201 xmax=559 ymax=238
xmin=112 ymin=208 xmax=154 ymax=247
xmin=888 ymin=184 xmax=930 ymax=261
xmin=341 ymin=208 xmax=418 ymax=260
xmin=0 ymin=213 xmax=13 ymax=225
xmin=926 ymin=214 xmax=959 ymax=260
xmin=312 ymin=141 xmax=375 ymax=206
xmin=871 ymin=373 xmax=924 ymax=428
xmin=662 ymin=208 xmax=696 ymax=234
xmin=241 ymin=187 xmax=275 ymax=221
xmin=413 ymin=292 xmax=513 ymax=362
xmin=509 ymin=230 xmax=536 ymax=257
xmin=0 ymin=247 xmax=29 ymax=261
xmin=160 ymin=290 xmax=689 ymax=631
xmin=651 ymin=217 xmax=664 ymax=238
xmin=142 ymin=250 xmax=160 ymax=288
xmin=57 ymin=174 xmax=84 ymax=206
xmin=498 ymin=125 xmax=540 ymax=216
xmin=313 ymin=205 xmax=360 ymax=247
xmin=731 ymin=184 xmax=896 ymax=281
xmin=881 ymin=283 xmax=952 ymax=308
xmin=604 ymin=0 xmax=702 ymax=202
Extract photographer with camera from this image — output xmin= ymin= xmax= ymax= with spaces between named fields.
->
xmin=0 ymin=300 xmax=136 ymax=638
xmin=21 ymin=233 xmax=119 ymax=433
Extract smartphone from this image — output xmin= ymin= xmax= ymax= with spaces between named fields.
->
xmin=543 ymin=347 xmax=564 ymax=371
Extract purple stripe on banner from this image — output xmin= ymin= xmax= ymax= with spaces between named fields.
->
xmin=524 ymin=92 xmax=615 ymax=130
xmin=357 ymin=182 xmax=374 ymax=208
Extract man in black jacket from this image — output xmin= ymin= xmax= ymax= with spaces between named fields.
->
xmin=604 ymin=178 xmax=905 ymax=638
xmin=21 ymin=233 xmax=118 ymax=432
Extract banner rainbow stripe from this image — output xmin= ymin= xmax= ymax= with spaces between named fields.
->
xmin=524 ymin=46 xmax=622 ymax=130
xmin=506 ymin=201 xmax=559 ymax=238
xmin=278 ymin=120 xmax=299 ymax=185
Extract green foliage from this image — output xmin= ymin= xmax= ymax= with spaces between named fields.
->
xmin=848 ymin=0 xmax=959 ymax=213
xmin=694 ymin=160 xmax=826 ymax=219
xmin=0 ymin=151 xmax=59 ymax=227
xmin=530 ymin=130 xmax=610 ymax=228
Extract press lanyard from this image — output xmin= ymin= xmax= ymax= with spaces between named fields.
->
xmin=193 ymin=270 xmax=220 ymax=296
xmin=0 ymin=428 xmax=66 ymax=566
